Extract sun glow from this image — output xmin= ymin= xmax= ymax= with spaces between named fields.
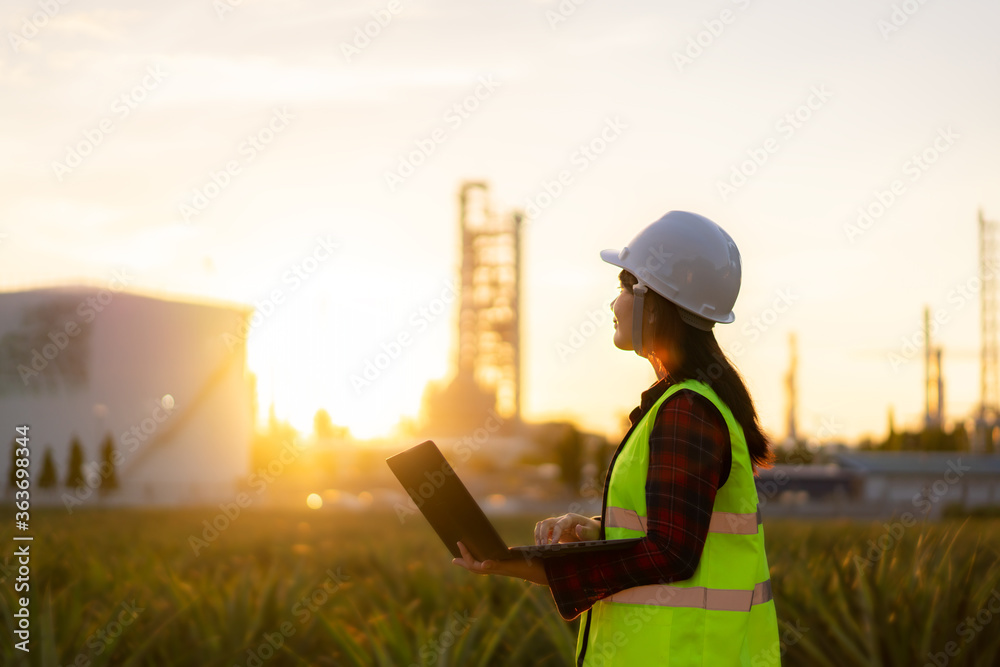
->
xmin=243 ymin=263 xmax=453 ymax=441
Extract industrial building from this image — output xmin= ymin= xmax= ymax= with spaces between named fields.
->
xmin=754 ymin=453 xmax=1000 ymax=519
xmin=835 ymin=451 xmax=1000 ymax=513
xmin=0 ymin=286 xmax=254 ymax=506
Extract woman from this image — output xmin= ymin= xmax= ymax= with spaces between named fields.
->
xmin=453 ymin=211 xmax=781 ymax=665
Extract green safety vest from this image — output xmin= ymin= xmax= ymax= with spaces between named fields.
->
xmin=574 ymin=378 xmax=781 ymax=666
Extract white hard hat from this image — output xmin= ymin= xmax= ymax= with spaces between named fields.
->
xmin=601 ymin=210 xmax=741 ymax=356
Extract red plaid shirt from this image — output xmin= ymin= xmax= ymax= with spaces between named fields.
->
xmin=542 ymin=375 xmax=732 ymax=621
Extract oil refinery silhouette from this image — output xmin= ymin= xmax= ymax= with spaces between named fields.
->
xmin=415 ymin=183 xmax=1000 ymax=455
xmin=415 ymin=181 xmax=524 ymax=440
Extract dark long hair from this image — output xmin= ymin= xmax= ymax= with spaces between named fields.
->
xmin=619 ymin=270 xmax=773 ymax=471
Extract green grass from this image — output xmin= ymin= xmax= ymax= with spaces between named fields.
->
xmin=0 ymin=509 xmax=998 ymax=666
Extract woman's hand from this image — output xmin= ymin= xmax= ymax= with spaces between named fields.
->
xmin=451 ymin=541 xmax=548 ymax=586
xmin=534 ymin=513 xmax=600 ymax=545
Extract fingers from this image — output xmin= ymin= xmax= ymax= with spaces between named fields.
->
xmin=576 ymin=518 xmax=599 ymax=541
xmin=534 ymin=520 xmax=549 ymax=545
xmin=535 ymin=515 xmax=582 ymax=545
xmin=453 ymin=541 xmax=493 ymax=574
xmin=550 ymin=516 xmax=567 ymax=544
xmin=452 ymin=541 xmax=474 ymax=570
xmin=535 ymin=520 xmax=556 ymax=545
xmin=458 ymin=541 xmax=477 ymax=566
xmin=535 ymin=519 xmax=556 ymax=545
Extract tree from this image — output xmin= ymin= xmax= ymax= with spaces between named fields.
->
xmin=314 ymin=409 xmax=335 ymax=440
xmin=38 ymin=447 xmax=57 ymax=489
xmin=98 ymin=434 xmax=119 ymax=492
xmin=253 ymin=404 xmax=301 ymax=473
xmin=314 ymin=409 xmax=350 ymax=444
xmin=785 ymin=442 xmax=815 ymax=465
xmin=556 ymin=424 xmax=583 ymax=494
xmin=524 ymin=422 xmax=587 ymax=494
xmin=65 ymin=436 xmax=84 ymax=488
xmin=919 ymin=426 xmax=947 ymax=451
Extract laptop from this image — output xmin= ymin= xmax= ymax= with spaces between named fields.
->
xmin=386 ymin=440 xmax=641 ymax=561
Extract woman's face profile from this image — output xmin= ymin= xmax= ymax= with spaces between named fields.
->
xmin=610 ymin=282 xmax=634 ymax=351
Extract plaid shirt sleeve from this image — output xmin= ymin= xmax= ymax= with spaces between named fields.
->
xmin=542 ymin=388 xmax=731 ymax=621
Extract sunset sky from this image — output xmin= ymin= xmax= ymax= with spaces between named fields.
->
xmin=2 ymin=0 xmax=999 ymax=443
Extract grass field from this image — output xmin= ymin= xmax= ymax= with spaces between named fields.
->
xmin=1 ymin=508 xmax=999 ymax=666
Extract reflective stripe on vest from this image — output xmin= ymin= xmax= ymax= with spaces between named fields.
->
xmin=606 ymin=579 xmax=773 ymax=612
xmin=605 ymin=505 xmax=762 ymax=535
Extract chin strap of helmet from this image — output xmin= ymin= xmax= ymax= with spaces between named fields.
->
xmin=632 ymin=284 xmax=647 ymax=358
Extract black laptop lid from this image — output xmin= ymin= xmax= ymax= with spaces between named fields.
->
xmin=386 ymin=440 xmax=511 ymax=561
